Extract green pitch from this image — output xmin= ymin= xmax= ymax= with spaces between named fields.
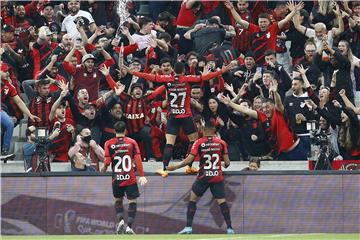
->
xmin=1 ymin=234 xmax=359 ymax=240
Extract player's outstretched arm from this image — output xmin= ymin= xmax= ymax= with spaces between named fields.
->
xmin=121 ymin=65 xmax=157 ymax=82
xmin=167 ymin=154 xmax=195 ymax=171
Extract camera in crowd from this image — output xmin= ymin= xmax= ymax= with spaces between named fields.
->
xmin=34 ymin=127 xmax=51 ymax=172
xmin=73 ymin=16 xmax=88 ymax=28
xmin=307 ymin=120 xmax=336 ymax=170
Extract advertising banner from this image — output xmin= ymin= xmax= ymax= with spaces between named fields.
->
xmin=1 ymin=175 xmax=359 ymax=235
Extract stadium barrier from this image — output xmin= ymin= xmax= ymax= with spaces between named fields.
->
xmin=1 ymin=171 xmax=359 ymax=235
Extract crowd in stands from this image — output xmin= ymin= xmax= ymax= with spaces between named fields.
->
xmin=1 ymin=0 xmax=360 ymax=172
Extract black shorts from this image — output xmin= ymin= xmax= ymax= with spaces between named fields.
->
xmin=112 ymin=183 xmax=140 ymax=199
xmin=191 ymin=179 xmax=225 ymax=199
xmin=166 ymin=116 xmax=197 ymax=135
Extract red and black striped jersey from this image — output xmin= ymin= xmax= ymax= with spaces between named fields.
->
xmin=248 ymin=23 xmax=279 ymax=65
xmin=48 ymin=117 xmax=74 ymax=162
xmin=104 ymin=137 xmax=141 ymax=187
xmin=119 ymin=86 xmax=166 ymax=135
xmin=232 ymin=11 xmax=252 ymax=54
xmin=190 ymin=136 xmax=228 ymax=183
xmin=29 ymin=93 xmax=57 ymax=127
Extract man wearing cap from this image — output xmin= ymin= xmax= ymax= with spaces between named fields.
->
xmin=63 ymin=44 xmax=115 ymax=102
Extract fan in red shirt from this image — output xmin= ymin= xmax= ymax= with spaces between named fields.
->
xmin=1 ymin=63 xmax=39 ymax=124
xmin=32 ymin=26 xmax=58 ymax=79
xmin=47 ymin=87 xmax=75 ymax=162
xmin=218 ymin=80 xmax=308 ymax=160
xmin=101 ymin=121 xmax=147 ymax=235
xmin=167 ymin=119 xmax=234 ymax=234
xmin=229 ymin=0 xmax=252 ymax=55
xmin=176 ymin=0 xmax=202 ymax=54
xmin=124 ymin=61 xmax=234 ymax=177
xmin=225 ymin=0 xmax=303 ymax=64
xmin=63 ymin=44 xmax=115 ymax=102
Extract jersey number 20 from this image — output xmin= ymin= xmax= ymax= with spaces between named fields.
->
xmin=114 ymin=155 xmax=132 ymax=172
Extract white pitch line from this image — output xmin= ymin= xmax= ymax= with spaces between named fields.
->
xmin=195 ymin=233 xmax=326 ymax=240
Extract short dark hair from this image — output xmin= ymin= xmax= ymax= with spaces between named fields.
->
xmin=37 ymin=79 xmax=51 ymax=86
xmin=293 ymin=77 xmax=304 ymax=83
xmin=160 ymin=57 xmax=172 ymax=66
xmin=258 ymin=13 xmax=270 ymax=20
xmin=185 ymin=51 xmax=199 ymax=62
xmin=158 ymin=32 xmax=171 ymax=43
xmin=249 ymin=158 xmax=261 ymax=167
xmin=262 ymin=70 xmax=274 ymax=76
xmin=239 ymin=99 xmax=252 ymax=107
xmin=191 ymin=84 xmax=201 ymax=89
xmin=157 ymin=11 xmax=175 ymax=22
xmin=114 ymin=121 xmax=126 ymax=133
xmin=174 ymin=62 xmax=185 ymax=74
xmin=264 ymin=50 xmax=276 ymax=57
xmin=262 ymin=98 xmax=275 ymax=105
xmin=304 ymin=39 xmax=316 ymax=49
xmin=138 ymin=16 xmax=152 ymax=29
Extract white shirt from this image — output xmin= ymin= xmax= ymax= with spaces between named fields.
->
xmin=131 ymin=30 xmax=157 ymax=51
xmin=61 ymin=10 xmax=95 ymax=40
xmin=305 ymin=28 xmax=334 ymax=50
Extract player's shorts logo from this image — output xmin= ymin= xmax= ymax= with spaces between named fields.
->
xmin=116 ymin=174 xmax=130 ymax=180
xmin=205 ymin=170 xmax=219 ymax=176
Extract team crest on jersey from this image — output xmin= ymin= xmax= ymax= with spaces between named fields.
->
xmin=266 ymin=32 xmax=270 ymax=39
xmin=111 ymin=144 xmax=116 ymax=149
xmin=47 ymin=97 xmax=52 ymax=103
xmin=167 ymin=83 xmax=171 ymax=87
xmin=36 ymin=96 xmax=41 ymax=103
